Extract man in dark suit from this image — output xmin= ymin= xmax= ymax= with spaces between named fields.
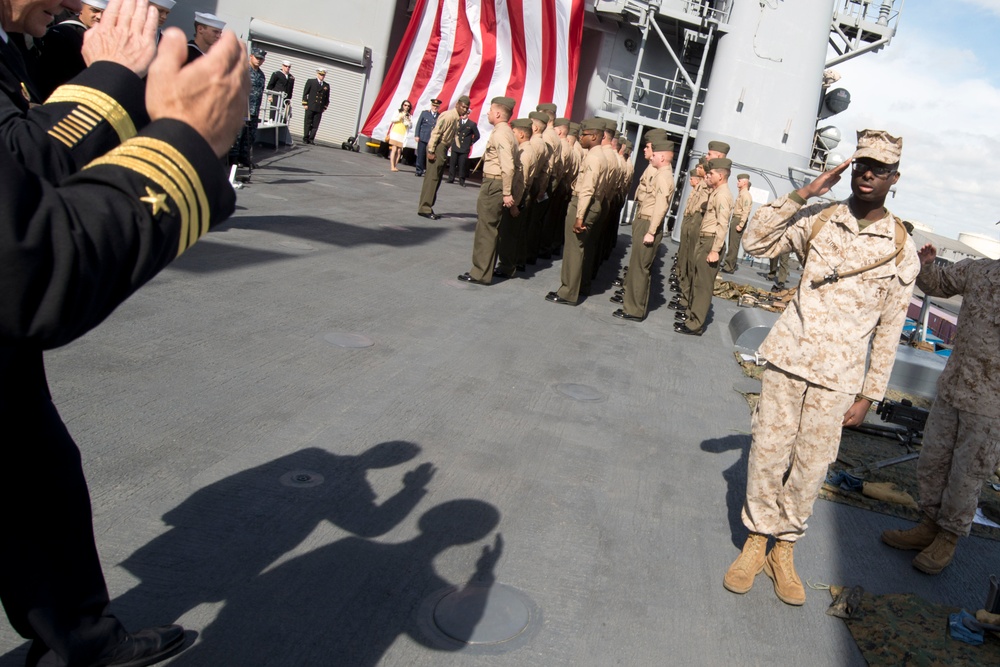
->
xmin=447 ymin=111 xmax=480 ymax=186
xmin=0 ymin=2 xmax=248 ymax=665
xmin=301 ymin=67 xmax=330 ymax=144
xmin=413 ymin=98 xmax=440 ymax=176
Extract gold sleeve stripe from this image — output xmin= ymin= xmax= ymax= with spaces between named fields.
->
xmin=72 ymin=107 xmax=101 ymax=125
xmin=61 ymin=115 xmax=91 ymax=134
xmin=84 ymin=152 xmax=194 ymax=256
xmin=49 ymin=125 xmax=82 ymax=146
xmin=46 ymin=85 xmax=137 ymax=143
xmin=111 ymin=144 xmax=200 ymax=249
xmin=127 ymin=137 xmax=211 ymax=243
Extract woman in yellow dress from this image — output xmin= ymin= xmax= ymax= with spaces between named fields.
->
xmin=388 ymin=100 xmax=413 ymax=172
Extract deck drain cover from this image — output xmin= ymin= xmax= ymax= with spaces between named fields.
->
xmin=324 ymin=333 xmax=374 ymax=348
xmin=554 ymin=383 xmax=605 ymax=402
xmin=279 ymin=470 xmax=324 ymax=488
xmin=433 ymin=584 xmax=532 ymax=645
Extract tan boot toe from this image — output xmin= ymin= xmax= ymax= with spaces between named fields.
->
xmin=912 ymin=530 xmax=959 ymax=575
xmin=763 ymin=540 xmax=805 ymax=606
xmin=724 ymin=533 xmax=768 ymax=594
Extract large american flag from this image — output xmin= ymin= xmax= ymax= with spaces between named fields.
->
xmin=362 ymin=0 xmax=585 ymax=157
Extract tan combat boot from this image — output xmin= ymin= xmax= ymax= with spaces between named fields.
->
xmin=763 ymin=539 xmax=806 ymax=606
xmin=912 ymin=529 xmax=959 ymax=575
xmin=881 ymin=516 xmax=939 ymax=551
xmin=723 ymin=533 xmax=767 ymax=594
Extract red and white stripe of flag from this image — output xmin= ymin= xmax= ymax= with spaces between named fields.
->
xmin=362 ymin=0 xmax=584 ymax=158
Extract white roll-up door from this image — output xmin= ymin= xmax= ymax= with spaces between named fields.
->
xmin=249 ymin=20 xmax=370 ymax=146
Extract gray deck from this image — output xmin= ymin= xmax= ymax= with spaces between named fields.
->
xmin=2 ymin=144 xmax=994 ymax=667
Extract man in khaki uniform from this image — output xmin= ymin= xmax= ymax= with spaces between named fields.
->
xmin=672 ymin=140 xmax=729 ymax=309
xmin=457 ymin=97 xmax=518 ymax=284
xmin=524 ymin=111 xmax=553 ymax=264
xmin=675 ymin=157 xmax=733 ymax=335
xmin=548 ymin=118 xmax=577 ymax=254
xmin=723 ymin=130 xmax=918 ymax=606
xmin=721 ymin=173 xmax=753 ymax=273
xmin=881 ymin=244 xmax=1000 ymax=574
xmin=612 ymin=130 xmax=664 ymax=300
xmin=537 ymin=104 xmax=565 ymax=255
xmin=613 ymin=137 xmax=674 ymax=321
xmin=545 ymin=118 xmax=607 ymax=305
xmin=496 ymin=118 xmax=538 ymax=278
xmin=418 ymin=94 xmax=470 ymax=219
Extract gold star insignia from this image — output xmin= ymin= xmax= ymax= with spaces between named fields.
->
xmin=140 ymin=187 xmax=170 ymax=216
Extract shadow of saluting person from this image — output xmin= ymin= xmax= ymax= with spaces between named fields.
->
xmin=114 ymin=443 xmax=435 ymax=628
xmin=169 ymin=500 xmax=502 ymax=666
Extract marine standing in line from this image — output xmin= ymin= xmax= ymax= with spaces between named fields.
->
xmin=675 ymin=157 xmax=733 ymax=336
xmin=881 ymin=243 xmax=1000 ymax=574
xmin=457 ymin=96 xmax=518 ymax=285
xmin=545 ymin=118 xmax=607 ymax=306
xmin=723 ymin=130 xmax=918 ymax=606
xmin=496 ymin=117 xmax=539 ymax=279
xmin=417 ymin=94 xmax=469 ymax=220
xmin=721 ymin=173 xmax=753 ymax=274
xmin=613 ymin=136 xmax=675 ymax=322
xmin=673 ymin=141 xmax=729 ymax=309
xmin=535 ymin=103 xmax=563 ymax=260
xmin=522 ymin=110 xmax=552 ymax=265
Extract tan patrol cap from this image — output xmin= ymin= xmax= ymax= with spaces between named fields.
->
xmin=651 ymin=138 xmax=675 ymax=153
xmin=853 ymin=129 xmax=902 ymax=164
xmin=707 ymin=140 xmax=730 ymax=154
xmin=491 ymin=96 xmax=516 ymax=111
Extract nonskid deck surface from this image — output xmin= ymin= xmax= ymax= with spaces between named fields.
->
xmin=2 ymin=145 xmax=992 ymax=667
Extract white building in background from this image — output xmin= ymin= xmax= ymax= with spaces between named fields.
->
xmin=957 ymin=233 xmax=1000 ymax=260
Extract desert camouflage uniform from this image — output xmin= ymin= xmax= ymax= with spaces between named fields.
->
xmin=739 ymin=194 xmax=919 ymax=540
xmin=914 ymin=258 xmax=1000 ymax=536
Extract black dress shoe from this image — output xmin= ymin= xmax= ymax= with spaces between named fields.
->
xmin=674 ymin=323 xmax=703 ymax=336
xmin=99 ymin=625 xmax=186 ymax=667
xmin=545 ymin=292 xmax=575 ymax=305
xmin=493 ymin=269 xmax=513 ymax=279
xmin=772 ymin=282 xmax=786 ymax=292
xmin=609 ymin=294 xmax=623 ymax=304
xmin=667 ymin=301 xmax=685 ymax=311
xmin=516 ymin=264 xmax=526 ymax=272
xmin=447 ymin=178 xmax=455 ymax=183
xmin=460 ymin=179 xmax=466 ymax=187
xmin=457 ymin=272 xmax=486 ymax=284
xmin=612 ymin=278 xmax=624 ymax=287
xmin=720 ymin=268 xmax=735 ymax=274
xmin=418 ymin=212 xmax=442 ymax=220
xmin=415 ymin=171 xmax=423 ymax=177
xmin=675 ymin=312 xmax=688 ymax=321
xmin=612 ymin=309 xmax=643 ymax=321
xmin=614 ymin=288 xmax=624 ymax=295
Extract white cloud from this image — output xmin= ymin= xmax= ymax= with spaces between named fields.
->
xmin=828 ymin=26 xmax=1000 ymax=240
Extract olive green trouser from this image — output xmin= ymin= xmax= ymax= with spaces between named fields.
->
xmin=686 ymin=234 xmax=719 ymax=332
xmin=622 ymin=217 xmax=662 ymax=319
xmin=417 ymin=153 xmax=448 ymax=214
xmin=469 ymin=178 xmax=506 ymax=283
xmin=676 ymin=212 xmax=703 ymax=307
xmin=556 ymin=196 xmax=602 ymax=303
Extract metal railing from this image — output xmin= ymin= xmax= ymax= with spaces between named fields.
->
xmin=602 ymin=70 xmax=704 ymax=127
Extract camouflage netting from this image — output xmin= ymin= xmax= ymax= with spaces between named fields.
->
xmin=734 ymin=357 xmax=1000 ymax=542
xmin=829 ymin=587 xmax=1000 ymax=666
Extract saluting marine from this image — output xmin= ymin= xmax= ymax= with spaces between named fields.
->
xmin=724 ymin=130 xmax=918 ymax=606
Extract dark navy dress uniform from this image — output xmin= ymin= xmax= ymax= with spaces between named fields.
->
xmin=0 ymin=50 xmax=235 ymax=666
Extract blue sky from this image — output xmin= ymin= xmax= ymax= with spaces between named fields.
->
xmin=827 ymin=0 xmax=1000 ymax=243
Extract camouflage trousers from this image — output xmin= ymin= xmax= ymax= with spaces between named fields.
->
xmin=917 ymin=398 xmax=1000 ymax=536
xmin=742 ymin=364 xmax=855 ymax=541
